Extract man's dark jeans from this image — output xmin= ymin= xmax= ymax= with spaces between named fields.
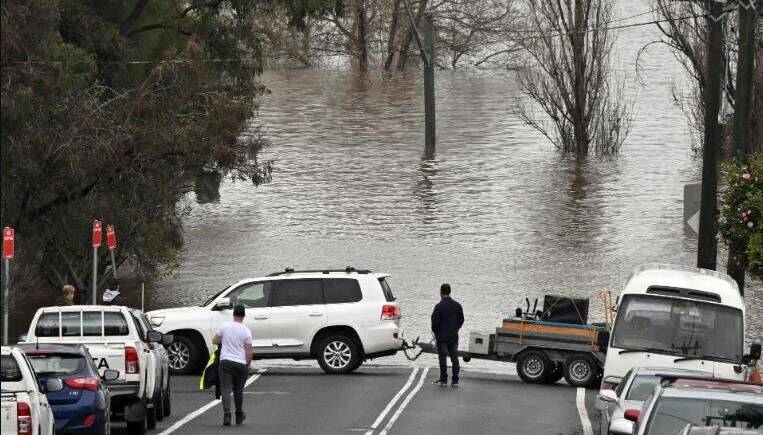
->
xmin=437 ymin=339 xmax=459 ymax=383
xmin=219 ymin=359 xmax=248 ymax=413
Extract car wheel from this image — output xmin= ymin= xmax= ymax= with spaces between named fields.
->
xmin=154 ymin=386 xmax=164 ymax=422
xmin=163 ymin=378 xmax=172 ymax=417
xmin=316 ymin=335 xmax=361 ymax=374
xmin=146 ymin=399 xmax=157 ymax=430
xmin=517 ymin=349 xmax=551 ymax=383
xmin=167 ymin=335 xmax=200 ymax=375
xmin=563 ymin=353 xmax=599 ymax=388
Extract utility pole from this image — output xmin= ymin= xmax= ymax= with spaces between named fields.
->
xmin=696 ymin=0 xmax=726 ymax=271
xmin=726 ymin=1 xmax=758 ymax=295
xmin=402 ymin=0 xmax=436 ymax=154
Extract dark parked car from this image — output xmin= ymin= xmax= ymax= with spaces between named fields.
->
xmin=17 ymin=344 xmax=118 ymax=435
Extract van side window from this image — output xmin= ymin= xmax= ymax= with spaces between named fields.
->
xmin=62 ymin=312 xmax=82 ymax=336
xmin=35 ymin=313 xmax=60 ymax=337
xmin=324 ymin=279 xmax=362 ymax=304
xmin=273 ymin=280 xmax=323 ymax=307
xmin=104 ymin=312 xmax=129 ymax=336
xmin=83 ymin=312 xmax=103 ymax=336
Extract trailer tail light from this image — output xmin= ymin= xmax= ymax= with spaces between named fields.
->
xmin=381 ymin=305 xmax=399 ymax=320
xmin=65 ymin=376 xmax=100 ymax=392
xmin=17 ymin=402 xmax=32 ymax=435
xmin=125 ymin=346 xmax=139 ymax=374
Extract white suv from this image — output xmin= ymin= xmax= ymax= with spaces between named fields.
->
xmin=148 ymin=268 xmax=403 ymax=374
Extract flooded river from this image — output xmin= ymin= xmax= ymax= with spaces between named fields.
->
xmin=148 ymin=1 xmax=761 ymax=355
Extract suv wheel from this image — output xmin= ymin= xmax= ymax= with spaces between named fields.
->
xmin=316 ymin=335 xmax=360 ymax=374
xmin=167 ymin=335 xmax=199 ymax=375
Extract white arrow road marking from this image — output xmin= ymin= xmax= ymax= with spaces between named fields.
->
xmin=158 ymin=368 xmax=267 ymax=435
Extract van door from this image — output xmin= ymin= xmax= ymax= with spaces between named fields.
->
xmin=269 ymin=280 xmax=327 ymax=354
xmin=214 ymin=281 xmax=273 ymax=351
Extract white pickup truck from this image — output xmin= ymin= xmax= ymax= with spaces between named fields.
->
xmin=23 ymin=305 xmax=173 ymax=435
xmin=1 ymin=346 xmax=61 ymax=435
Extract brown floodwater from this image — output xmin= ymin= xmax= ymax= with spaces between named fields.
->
xmin=7 ymin=2 xmax=761 ymax=363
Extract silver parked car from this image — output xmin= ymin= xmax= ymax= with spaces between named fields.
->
xmin=597 ymin=367 xmax=712 ymax=435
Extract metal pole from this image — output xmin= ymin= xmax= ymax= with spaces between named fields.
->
xmin=141 ymin=283 xmax=145 ymax=312
xmin=3 ymin=259 xmax=9 ymax=345
xmin=423 ymin=14 xmax=436 ymax=154
xmin=92 ymin=246 xmax=98 ymax=305
xmin=110 ymin=250 xmax=118 ymax=279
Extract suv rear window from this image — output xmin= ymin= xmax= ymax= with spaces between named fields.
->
xmin=104 ymin=312 xmax=129 ymax=336
xmin=1 ymin=355 xmax=23 ymax=382
xmin=35 ymin=313 xmax=60 ymax=337
xmin=273 ymin=280 xmax=323 ymax=306
xmin=324 ymin=279 xmax=362 ymax=304
xmin=379 ymin=278 xmax=396 ymax=302
xmin=27 ymin=354 xmax=86 ymax=377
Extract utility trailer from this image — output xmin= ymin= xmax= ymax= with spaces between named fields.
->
xmin=412 ymin=295 xmax=611 ymax=388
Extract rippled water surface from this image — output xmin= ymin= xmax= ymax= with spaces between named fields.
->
xmin=151 ymin=1 xmax=761 ymax=358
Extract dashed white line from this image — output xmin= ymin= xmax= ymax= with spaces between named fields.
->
xmin=576 ymin=387 xmax=594 ymax=435
xmin=364 ymin=368 xmax=420 ymax=435
xmin=378 ymin=367 xmax=430 ymax=435
xmin=158 ymin=368 xmax=267 ymax=435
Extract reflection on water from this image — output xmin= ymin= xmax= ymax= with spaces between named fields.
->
xmin=149 ymin=1 xmax=761 ymax=360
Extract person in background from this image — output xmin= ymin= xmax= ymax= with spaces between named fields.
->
xmin=102 ymin=279 xmax=127 ymax=306
xmin=212 ymin=304 xmax=253 ymax=426
xmin=55 ymin=284 xmax=76 ymax=306
xmin=431 ymin=283 xmax=464 ymax=387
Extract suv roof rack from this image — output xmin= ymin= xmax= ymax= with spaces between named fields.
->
xmin=658 ymin=374 xmax=760 ymax=387
xmin=267 ymin=266 xmax=372 ymax=276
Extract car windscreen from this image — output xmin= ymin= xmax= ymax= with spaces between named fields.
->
xmin=611 ymin=295 xmax=743 ymax=362
xmin=202 ymin=285 xmax=233 ymax=307
xmin=26 ymin=353 xmax=86 ymax=377
xmin=1 ymin=355 xmax=23 ymax=382
xmin=646 ymin=397 xmax=763 ymax=433
xmin=625 ymin=375 xmax=661 ymax=401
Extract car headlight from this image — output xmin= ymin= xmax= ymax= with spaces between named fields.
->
xmin=150 ymin=316 xmax=165 ymax=327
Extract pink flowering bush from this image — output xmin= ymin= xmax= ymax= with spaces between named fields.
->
xmin=719 ymin=150 xmax=763 ymax=279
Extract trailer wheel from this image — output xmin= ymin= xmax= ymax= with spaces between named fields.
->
xmin=517 ymin=350 xmax=551 ymax=383
xmin=563 ymin=354 xmax=599 ymax=388
xmin=543 ymin=362 xmax=564 ymax=384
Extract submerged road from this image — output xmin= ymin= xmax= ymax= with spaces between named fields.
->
xmin=113 ymin=365 xmax=601 ymax=435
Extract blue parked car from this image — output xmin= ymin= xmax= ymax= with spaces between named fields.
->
xmin=18 ymin=343 xmax=118 ymax=435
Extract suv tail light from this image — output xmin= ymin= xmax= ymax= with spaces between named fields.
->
xmin=125 ymin=346 xmax=139 ymax=374
xmin=381 ymin=305 xmax=399 ymax=320
xmin=65 ymin=376 xmax=100 ymax=392
xmin=17 ymin=402 xmax=32 ymax=435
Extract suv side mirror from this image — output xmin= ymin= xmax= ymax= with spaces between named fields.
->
xmin=597 ymin=389 xmax=618 ymax=403
xmin=162 ymin=334 xmax=174 ymax=346
xmin=147 ymin=330 xmax=162 ymax=343
xmin=44 ymin=378 xmax=64 ymax=393
xmin=214 ymin=297 xmax=232 ymax=311
xmin=101 ymin=369 xmax=120 ymax=382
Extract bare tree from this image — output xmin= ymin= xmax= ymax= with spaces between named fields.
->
xmin=514 ymin=0 xmax=630 ymax=155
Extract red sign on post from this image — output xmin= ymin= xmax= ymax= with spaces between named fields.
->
xmin=106 ymin=225 xmax=116 ymax=251
xmin=2 ymin=228 xmax=14 ymax=259
xmin=92 ymin=220 xmax=102 ymax=248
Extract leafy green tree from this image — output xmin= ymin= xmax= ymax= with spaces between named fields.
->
xmin=1 ymin=0 xmax=335 ymax=300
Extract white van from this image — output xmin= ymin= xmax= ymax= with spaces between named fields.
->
xmin=601 ymin=264 xmax=760 ymax=391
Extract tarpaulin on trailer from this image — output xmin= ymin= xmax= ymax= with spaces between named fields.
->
xmin=539 ymin=296 xmax=589 ymax=325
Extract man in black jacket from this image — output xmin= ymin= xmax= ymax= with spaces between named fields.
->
xmin=431 ymin=283 xmax=464 ymax=386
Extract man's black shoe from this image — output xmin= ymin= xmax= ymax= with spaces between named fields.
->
xmin=432 ymin=380 xmax=447 ymax=386
xmin=223 ymin=412 xmax=232 ymax=426
xmin=451 ymin=382 xmax=459 ymax=387
xmin=236 ymin=412 xmax=246 ymax=425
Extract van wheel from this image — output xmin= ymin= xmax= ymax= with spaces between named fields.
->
xmin=316 ymin=335 xmax=360 ymax=374
xmin=163 ymin=379 xmax=172 ymax=417
xmin=126 ymin=414 xmax=146 ymax=435
xmin=167 ymin=335 xmax=200 ymax=375
xmin=517 ymin=350 xmax=551 ymax=383
xmin=563 ymin=354 xmax=599 ymax=388
xmin=154 ymin=387 xmax=164 ymax=422
xmin=146 ymin=400 xmax=157 ymax=430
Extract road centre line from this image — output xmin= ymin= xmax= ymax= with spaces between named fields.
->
xmin=365 ymin=368 xmax=420 ymax=435
xmin=576 ymin=387 xmax=593 ymax=435
xmin=378 ymin=367 xmax=430 ymax=435
xmin=158 ymin=368 xmax=267 ymax=435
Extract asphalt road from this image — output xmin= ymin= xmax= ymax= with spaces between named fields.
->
xmin=113 ymin=364 xmax=601 ymax=435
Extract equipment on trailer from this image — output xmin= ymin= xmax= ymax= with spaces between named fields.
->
xmin=403 ymin=293 xmax=611 ymax=388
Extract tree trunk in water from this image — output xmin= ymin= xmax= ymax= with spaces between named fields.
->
xmin=356 ymin=0 xmax=368 ymax=71
xmin=385 ymin=0 xmax=402 ymax=72
xmin=397 ymin=0 xmax=428 ymax=71
xmin=572 ymin=0 xmax=589 ymax=155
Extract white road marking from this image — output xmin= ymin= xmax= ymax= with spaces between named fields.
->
xmin=576 ymin=387 xmax=593 ymax=435
xmin=158 ymin=368 xmax=267 ymax=435
xmin=378 ymin=367 xmax=430 ymax=435
xmin=364 ymin=368 xmax=419 ymax=435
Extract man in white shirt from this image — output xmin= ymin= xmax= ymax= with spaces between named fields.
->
xmin=212 ymin=304 xmax=253 ymax=426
